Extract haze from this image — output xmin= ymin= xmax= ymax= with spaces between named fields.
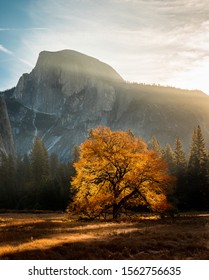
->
xmin=1 ymin=0 xmax=209 ymax=94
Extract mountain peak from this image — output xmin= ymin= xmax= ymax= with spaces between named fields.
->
xmin=13 ymin=49 xmax=123 ymax=116
xmin=9 ymin=49 xmax=209 ymax=162
xmin=35 ymin=49 xmax=124 ymax=84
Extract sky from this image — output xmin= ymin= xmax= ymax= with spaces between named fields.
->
xmin=1 ymin=0 xmax=209 ymax=94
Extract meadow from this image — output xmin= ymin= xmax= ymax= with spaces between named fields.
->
xmin=0 ymin=212 xmax=209 ymax=260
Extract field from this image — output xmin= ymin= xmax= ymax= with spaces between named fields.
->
xmin=0 ymin=212 xmax=209 ymax=259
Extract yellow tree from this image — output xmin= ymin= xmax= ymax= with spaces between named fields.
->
xmin=70 ymin=126 xmax=174 ymax=219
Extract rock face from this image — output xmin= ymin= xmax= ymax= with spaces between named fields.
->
xmin=4 ymin=50 xmax=209 ymax=161
xmin=13 ymin=50 xmax=123 ymax=115
xmin=8 ymin=50 xmax=125 ymax=161
xmin=0 ymin=96 xmax=16 ymax=158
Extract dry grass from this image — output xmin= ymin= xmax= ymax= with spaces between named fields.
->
xmin=1 ymin=212 xmax=209 ymax=259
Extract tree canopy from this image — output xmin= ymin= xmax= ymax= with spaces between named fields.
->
xmin=70 ymin=126 xmax=174 ymax=219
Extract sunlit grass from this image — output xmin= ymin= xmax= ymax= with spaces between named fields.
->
xmin=0 ymin=212 xmax=209 ymax=259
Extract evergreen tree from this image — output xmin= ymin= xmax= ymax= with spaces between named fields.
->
xmin=31 ymin=137 xmax=49 ymax=185
xmin=173 ymin=137 xmax=187 ymax=210
xmin=0 ymin=138 xmax=72 ymax=210
xmin=173 ymin=137 xmax=187 ymax=175
xmin=49 ymin=153 xmax=59 ymax=179
xmin=187 ymin=126 xmax=209 ymax=210
xmin=44 ymin=153 xmax=66 ymax=210
xmin=188 ymin=126 xmax=208 ymax=174
xmin=164 ymin=144 xmax=175 ymax=174
xmin=163 ymin=144 xmax=177 ymax=209
xmin=0 ymin=153 xmax=17 ymax=208
xmin=31 ymin=137 xmax=49 ymax=208
xmin=22 ymin=154 xmax=32 ymax=179
xmin=15 ymin=155 xmax=33 ymax=209
xmin=148 ymin=135 xmax=164 ymax=157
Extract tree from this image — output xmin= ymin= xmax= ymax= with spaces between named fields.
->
xmin=15 ymin=155 xmax=32 ymax=208
xmin=31 ymin=137 xmax=49 ymax=207
xmin=148 ymin=135 xmax=164 ymax=157
xmin=173 ymin=137 xmax=187 ymax=175
xmin=173 ymin=137 xmax=187 ymax=210
xmin=31 ymin=137 xmax=49 ymax=185
xmin=164 ymin=144 xmax=175 ymax=174
xmin=0 ymin=153 xmax=16 ymax=208
xmin=188 ymin=126 xmax=208 ymax=175
xmin=70 ymin=126 xmax=174 ymax=219
xmin=187 ymin=126 xmax=209 ymax=210
xmin=49 ymin=153 xmax=59 ymax=179
xmin=46 ymin=153 xmax=71 ymax=210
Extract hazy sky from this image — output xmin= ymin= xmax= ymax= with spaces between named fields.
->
xmin=1 ymin=0 xmax=209 ymax=94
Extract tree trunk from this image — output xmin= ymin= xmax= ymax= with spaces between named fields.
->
xmin=112 ymin=203 xmax=120 ymax=220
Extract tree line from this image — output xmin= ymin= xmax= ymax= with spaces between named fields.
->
xmin=149 ymin=125 xmax=209 ymax=211
xmin=0 ymin=137 xmax=74 ymax=210
xmin=0 ymin=125 xmax=209 ymax=214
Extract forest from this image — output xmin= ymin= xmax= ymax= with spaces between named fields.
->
xmin=0 ymin=125 xmax=209 ymax=216
xmin=0 ymin=137 xmax=74 ymax=211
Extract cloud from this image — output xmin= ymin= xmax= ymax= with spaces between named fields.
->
xmin=0 ymin=28 xmax=11 ymax=31
xmin=2 ymin=0 xmax=209 ymax=93
xmin=0 ymin=27 xmax=48 ymax=30
xmin=13 ymin=0 xmax=207 ymax=93
xmin=0 ymin=44 xmax=13 ymax=55
xmin=18 ymin=58 xmax=34 ymax=67
xmin=0 ymin=44 xmax=33 ymax=66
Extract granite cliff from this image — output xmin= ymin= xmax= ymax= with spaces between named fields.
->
xmin=3 ymin=50 xmax=209 ymax=161
xmin=0 ymin=96 xmax=16 ymax=159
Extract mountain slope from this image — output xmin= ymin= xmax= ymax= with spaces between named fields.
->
xmin=4 ymin=50 xmax=209 ymax=161
xmin=0 ymin=96 xmax=16 ymax=159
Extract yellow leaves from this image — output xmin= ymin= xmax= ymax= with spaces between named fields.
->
xmin=70 ymin=126 xmax=175 ymax=219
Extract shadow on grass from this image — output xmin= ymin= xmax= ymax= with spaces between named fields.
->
xmin=0 ymin=219 xmax=146 ymax=245
xmin=2 ymin=228 xmax=209 ymax=260
xmin=1 ymin=214 xmax=209 ymax=260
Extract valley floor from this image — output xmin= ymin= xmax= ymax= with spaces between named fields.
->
xmin=0 ymin=212 xmax=209 ymax=259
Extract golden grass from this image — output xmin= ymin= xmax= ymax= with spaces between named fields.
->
xmin=1 ymin=212 xmax=209 ymax=259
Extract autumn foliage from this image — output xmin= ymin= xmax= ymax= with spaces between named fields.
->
xmin=70 ymin=126 xmax=174 ymax=219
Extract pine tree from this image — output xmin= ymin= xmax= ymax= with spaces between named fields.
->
xmin=173 ymin=137 xmax=187 ymax=176
xmin=173 ymin=137 xmax=187 ymax=210
xmin=148 ymin=135 xmax=164 ymax=157
xmin=187 ymin=126 xmax=209 ymax=210
xmin=22 ymin=154 xmax=32 ymax=182
xmin=163 ymin=144 xmax=177 ymax=209
xmin=49 ymin=153 xmax=59 ymax=179
xmin=31 ymin=137 xmax=49 ymax=185
xmin=188 ymin=126 xmax=208 ymax=175
xmin=0 ymin=153 xmax=17 ymax=208
xmin=31 ymin=137 xmax=49 ymax=207
xmin=164 ymin=144 xmax=175 ymax=174
xmin=0 ymin=138 xmax=72 ymax=210
xmin=15 ymin=154 xmax=33 ymax=209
